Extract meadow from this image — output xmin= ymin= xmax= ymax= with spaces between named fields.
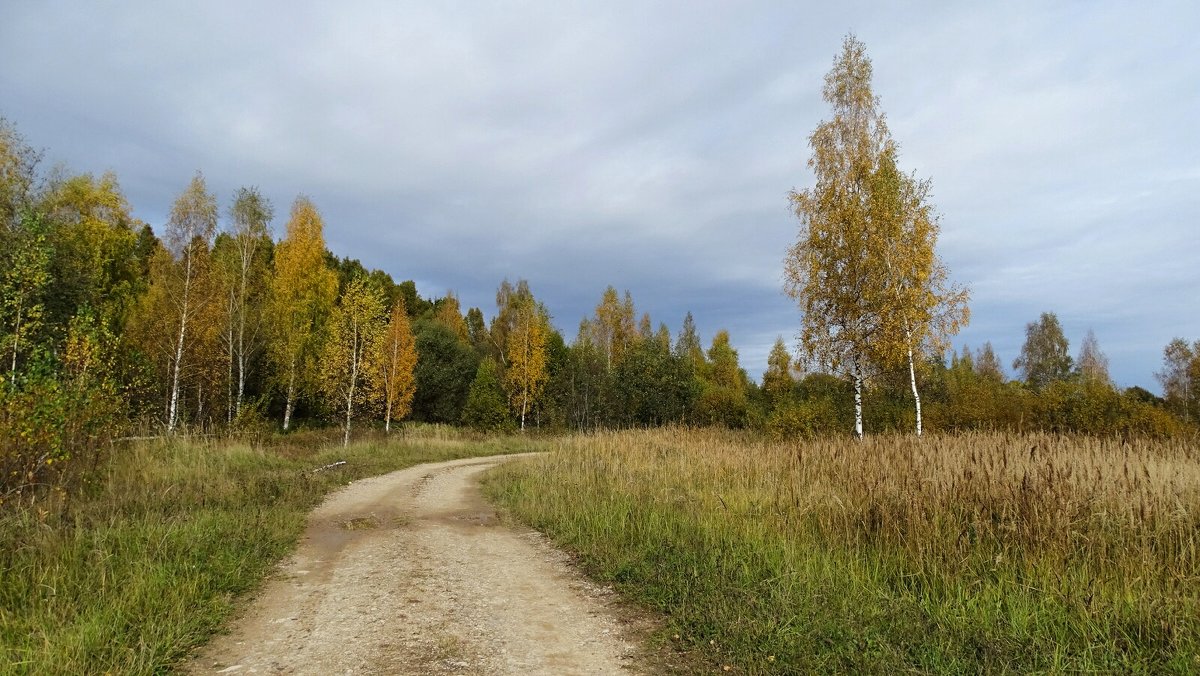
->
xmin=484 ymin=428 xmax=1200 ymax=673
xmin=0 ymin=427 xmax=531 ymax=675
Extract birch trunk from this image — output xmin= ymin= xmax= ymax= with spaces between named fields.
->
xmin=168 ymin=300 xmax=187 ymax=433
xmin=283 ymin=364 xmax=296 ymax=431
xmin=235 ymin=241 xmax=251 ymax=419
xmin=853 ymin=361 xmax=864 ymax=440
xmin=343 ymin=320 xmax=360 ymax=448
xmin=226 ymin=314 xmax=234 ymax=425
xmin=520 ymin=390 xmax=527 ymax=431
xmin=905 ymin=328 xmax=923 ymax=437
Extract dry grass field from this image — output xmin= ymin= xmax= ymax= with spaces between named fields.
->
xmin=484 ymin=428 xmax=1200 ymax=673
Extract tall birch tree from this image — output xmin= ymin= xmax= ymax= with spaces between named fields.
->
xmin=368 ymin=297 xmax=418 ymax=433
xmin=1076 ymin=329 xmax=1110 ymax=385
xmin=504 ymin=293 xmax=550 ymax=431
xmin=226 ymin=187 xmax=273 ymax=419
xmin=1157 ymin=338 xmax=1198 ymax=423
xmin=321 ymin=277 xmax=384 ymax=447
xmin=267 ymin=197 xmax=337 ymax=431
xmin=869 ymin=145 xmax=969 ymax=436
xmin=785 ymin=35 xmax=896 ymax=439
xmin=162 ymin=173 xmax=218 ymax=432
xmin=1013 ymin=312 xmax=1072 ymax=390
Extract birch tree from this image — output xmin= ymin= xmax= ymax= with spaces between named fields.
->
xmin=762 ymin=337 xmax=796 ymax=405
xmin=321 ymin=277 xmax=385 ymax=447
xmin=267 ymin=197 xmax=337 ymax=431
xmin=785 ymin=35 xmax=897 ymax=439
xmin=974 ymin=342 xmax=1005 ymax=382
xmin=589 ymin=286 xmax=636 ymax=370
xmin=368 ymin=297 xmax=418 ymax=433
xmin=1076 ymin=329 xmax=1111 ymax=384
xmin=1157 ymin=338 xmax=1198 ymax=422
xmin=869 ymin=146 xmax=969 ymax=436
xmin=162 ymin=173 xmax=217 ymax=432
xmin=1013 ymin=312 xmax=1072 ymax=390
xmin=489 ymin=278 xmax=532 ymax=366
xmin=433 ymin=293 xmax=470 ymax=343
xmin=226 ymin=187 xmax=273 ymax=419
xmin=1 ymin=211 xmax=50 ymax=384
xmin=504 ymin=293 xmax=550 ymax=431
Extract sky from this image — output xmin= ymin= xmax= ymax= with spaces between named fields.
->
xmin=1 ymin=1 xmax=1197 ymax=391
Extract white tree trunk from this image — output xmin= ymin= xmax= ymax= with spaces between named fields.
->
xmin=283 ymin=364 xmax=296 ymax=431
xmin=168 ymin=247 xmax=195 ymax=434
xmin=520 ymin=387 xmax=528 ymax=432
xmin=226 ymin=315 xmax=234 ymax=425
xmin=853 ymin=362 xmax=864 ymax=440
xmin=168 ymin=304 xmax=187 ymax=433
xmin=343 ymin=320 xmax=360 ymax=448
xmin=235 ymin=241 xmax=251 ymax=419
xmin=906 ymin=329 xmax=922 ymax=437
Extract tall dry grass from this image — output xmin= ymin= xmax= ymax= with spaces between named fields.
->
xmin=485 ymin=428 xmax=1200 ymax=673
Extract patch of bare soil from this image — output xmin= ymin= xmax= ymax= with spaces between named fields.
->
xmin=186 ymin=454 xmax=650 ymax=675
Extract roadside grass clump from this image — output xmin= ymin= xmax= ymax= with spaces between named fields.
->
xmin=0 ymin=425 xmax=535 ymax=675
xmin=484 ymin=428 xmax=1200 ymax=673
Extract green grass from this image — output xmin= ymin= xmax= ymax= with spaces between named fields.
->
xmin=483 ymin=428 xmax=1200 ymax=674
xmin=0 ymin=426 xmax=535 ymax=675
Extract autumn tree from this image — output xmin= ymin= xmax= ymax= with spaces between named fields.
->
xmin=267 ymin=197 xmax=338 ymax=431
xmin=503 ymin=289 xmax=550 ymax=431
xmin=1076 ymin=328 xmax=1111 ymax=385
xmin=762 ymin=337 xmax=796 ymax=405
xmin=41 ymin=171 xmax=146 ymax=335
xmin=974 ymin=342 xmax=1005 ymax=382
xmin=588 ymin=286 xmax=637 ymax=370
xmin=368 ymin=298 xmax=418 ymax=433
xmin=321 ymin=277 xmax=385 ymax=447
xmin=1157 ymin=338 xmax=1198 ymax=423
xmin=694 ymin=330 xmax=749 ymax=427
xmin=489 ymin=278 xmax=533 ymax=366
xmin=433 ymin=293 xmax=470 ymax=344
xmin=160 ymin=173 xmax=218 ymax=432
xmin=1013 ymin=312 xmax=1072 ymax=390
xmin=223 ymin=187 xmax=273 ymax=419
xmin=1 ymin=211 xmax=50 ymax=383
xmin=0 ymin=119 xmax=39 ymax=229
xmin=868 ymin=145 xmax=969 ymax=436
xmin=785 ymin=35 xmax=904 ymax=438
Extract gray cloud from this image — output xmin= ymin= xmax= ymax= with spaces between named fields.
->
xmin=2 ymin=1 xmax=1196 ymax=390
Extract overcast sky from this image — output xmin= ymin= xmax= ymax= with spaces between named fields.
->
xmin=2 ymin=2 xmax=1196 ymax=390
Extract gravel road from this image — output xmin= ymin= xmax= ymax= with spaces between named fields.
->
xmin=187 ymin=454 xmax=646 ymax=675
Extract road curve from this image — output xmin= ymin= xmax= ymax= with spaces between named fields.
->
xmin=187 ymin=454 xmax=644 ymax=675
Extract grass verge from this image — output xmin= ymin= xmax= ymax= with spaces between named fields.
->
xmin=483 ymin=428 xmax=1200 ymax=674
xmin=0 ymin=426 xmax=534 ymax=675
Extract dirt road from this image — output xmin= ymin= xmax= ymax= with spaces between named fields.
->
xmin=188 ymin=454 xmax=646 ymax=675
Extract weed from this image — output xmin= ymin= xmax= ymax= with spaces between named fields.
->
xmin=484 ymin=428 xmax=1200 ymax=673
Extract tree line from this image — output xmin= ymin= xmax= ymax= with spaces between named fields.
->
xmin=0 ymin=117 xmax=766 ymax=501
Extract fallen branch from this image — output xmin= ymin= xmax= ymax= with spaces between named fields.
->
xmin=310 ymin=460 xmax=347 ymax=474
